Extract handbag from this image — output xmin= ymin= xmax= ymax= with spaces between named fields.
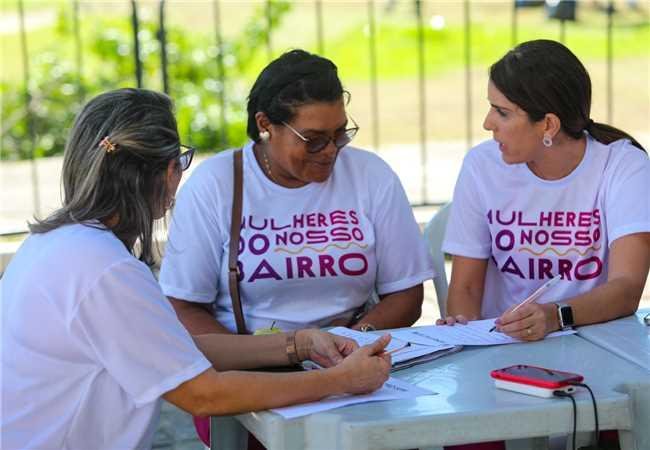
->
xmin=229 ymin=148 xmax=247 ymax=335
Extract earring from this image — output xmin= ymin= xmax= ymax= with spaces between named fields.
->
xmin=543 ymin=134 xmax=553 ymax=148
xmin=259 ymin=130 xmax=270 ymax=142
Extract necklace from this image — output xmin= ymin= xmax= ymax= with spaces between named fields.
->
xmin=256 ymin=144 xmax=275 ymax=183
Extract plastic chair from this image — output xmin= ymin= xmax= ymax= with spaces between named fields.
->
xmin=422 ymin=202 xmax=452 ymax=318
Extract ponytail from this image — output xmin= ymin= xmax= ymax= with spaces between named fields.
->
xmin=586 ymin=120 xmax=646 ymax=152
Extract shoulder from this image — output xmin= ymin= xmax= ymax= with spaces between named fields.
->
xmin=462 ymin=139 xmax=502 ymax=168
xmin=186 ymin=148 xmax=235 ymax=186
xmin=595 ymin=138 xmax=649 ymax=177
xmin=177 ymin=147 xmax=238 ymax=201
xmin=66 ymin=223 xmax=132 ymax=261
xmin=604 ymin=138 xmax=649 ymax=165
xmin=29 ymin=223 xmax=136 ymax=282
xmin=336 ymin=146 xmax=400 ymax=182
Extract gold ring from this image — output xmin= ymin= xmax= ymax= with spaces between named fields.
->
xmin=526 ymin=328 xmax=532 ymax=336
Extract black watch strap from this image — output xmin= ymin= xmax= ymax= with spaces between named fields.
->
xmin=556 ymin=303 xmax=574 ymax=330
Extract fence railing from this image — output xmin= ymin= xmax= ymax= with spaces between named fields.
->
xmin=3 ymin=0 xmax=648 ymax=234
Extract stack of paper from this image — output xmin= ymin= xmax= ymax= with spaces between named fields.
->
xmin=390 ymin=318 xmax=575 ymax=347
xmin=328 ymin=327 xmax=462 ymax=371
xmin=271 ymin=376 xmax=435 ymax=419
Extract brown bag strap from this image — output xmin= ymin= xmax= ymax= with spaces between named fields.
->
xmin=229 ymin=149 xmax=247 ymax=334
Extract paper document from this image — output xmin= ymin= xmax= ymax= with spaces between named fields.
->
xmin=270 ymin=376 xmax=435 ymax=419
xmin=391 ymin=318 xmax=575 ymax=347
xmin=327 ymin=327 xmax=461 ymax=370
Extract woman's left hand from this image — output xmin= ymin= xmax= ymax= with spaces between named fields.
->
xmin=493 ymin=303 xmax=557 ymax=341
xmin=296 ymin=329 xmax=359 ymax=367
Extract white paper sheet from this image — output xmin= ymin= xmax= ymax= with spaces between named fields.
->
xmin=390 ymin=318 xmax=575 ymax=347
xmin=270 ymin=376 xmax=435 ymax=419
xmin=327 ymin=327 xmax=455 ymax=364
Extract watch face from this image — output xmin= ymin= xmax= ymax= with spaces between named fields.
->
xmin=560 ymin=305 xmax=574 ymax=327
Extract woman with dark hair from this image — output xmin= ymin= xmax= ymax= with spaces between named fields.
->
xmin=1 ymin=88 xmax=392 ymax=450
xmin=161 ymin=49 xmax=432 ymax=340
xmin=160 ymin=49 xmax=433 ymax=445
xmin=439 ymin=39 xmax=650 ymax=342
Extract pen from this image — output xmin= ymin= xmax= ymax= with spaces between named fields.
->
xmin=489 ymin=274 xmax=562 ymax=332
xmin=383 ymin=342 xmax=412 ymax=356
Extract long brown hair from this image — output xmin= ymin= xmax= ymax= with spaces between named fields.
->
xmin=30 ymin=88 xmax=181 ymax=266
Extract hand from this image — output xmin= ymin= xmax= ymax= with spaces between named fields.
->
xmin=296 ymin=329 xmax=358 ymax=367
xmin=435 ymin=314 xmax=469 ymax=326
xmin=327 ymin=317 xmax=353 ymax=327
xmin=494 ymin=303 xmax=557 ymax=341
xmin=334 ymin=334 xmax=392 ymax=395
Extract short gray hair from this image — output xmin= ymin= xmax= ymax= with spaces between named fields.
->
xmin=30 ymin=88 xmax=181 ymax=266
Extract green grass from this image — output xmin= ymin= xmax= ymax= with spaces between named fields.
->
xmin=3 ymin=1 xmax=648 ymax=84
xmin=1 ymin=1 xmax=648 ymax=149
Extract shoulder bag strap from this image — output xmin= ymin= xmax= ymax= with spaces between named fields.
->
xmin=229 ymin=149 xmax=247 ymax=334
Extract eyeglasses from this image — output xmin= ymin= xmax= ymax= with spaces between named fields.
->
xmin=178 ymin=145 xmax=195 ymax=171
xmin=282 ymin=116 xmax=359 ymax=153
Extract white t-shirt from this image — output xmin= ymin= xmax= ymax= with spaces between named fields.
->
xmin=443 ymin=136 xmax=650 ymax=319
xmin=160 ymin=141 xmax=434 ymax=332
xmin=1 ymin=223 xmax=211 ymax=450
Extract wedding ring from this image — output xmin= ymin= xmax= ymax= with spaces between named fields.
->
xmin=526 ymin=328 xmax=532 ymax=336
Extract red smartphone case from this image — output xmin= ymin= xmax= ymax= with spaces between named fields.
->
xmin=490 ymin=364 xmax=584 ymax=389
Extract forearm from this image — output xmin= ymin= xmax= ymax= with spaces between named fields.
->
xmin=193 ymin=330 xmax=310 ymax=371
xmin=168 ymin=367 xmax=343 ymax=417
xmin=548 ymin=276 xmax=643 ymax=329
xmin=445 ymin=255 xmax=488 ymax=320
xmin=446 ymin=283 xmax=483 ymax=320
xmin=169 ymin=297 xmax=233 ymax=334
xmin=351 ymin=285 xmax=423 ymax=330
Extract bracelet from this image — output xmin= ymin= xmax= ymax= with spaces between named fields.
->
xmin=359 ymin=323 xmax=376 ymax=332
xmin=286 ymin=331 xmax=299 ymax=365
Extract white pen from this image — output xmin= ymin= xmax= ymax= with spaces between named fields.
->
xmin=489 ymin=274 xmax=563 ymax=332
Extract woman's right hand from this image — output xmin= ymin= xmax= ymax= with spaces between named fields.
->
xmin=435 ymin=315 xmax=469 ymax=326
xmin=333 ymin=334 xmax=392 ymax=395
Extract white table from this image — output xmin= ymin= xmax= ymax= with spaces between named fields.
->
xmin=577 ymin=308 xmax=650 ymax=372
xmin=210 ymin=335 xmax=650 ymax=450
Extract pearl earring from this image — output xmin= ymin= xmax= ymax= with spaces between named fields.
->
xmin=543 ymin=134 xmax=553 ymax=148
xmin=259 ymin=130 xmax=270 ymax=142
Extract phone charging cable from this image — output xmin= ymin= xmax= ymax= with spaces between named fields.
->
xmin=553 ymin=382 xmax=600 ymax=450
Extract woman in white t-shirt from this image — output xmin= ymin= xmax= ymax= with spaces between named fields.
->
xmin=439 ymin=40 xmax=650 ymax=342
xmin=160 ymin=49 xmax=433 ymax=447
xmin=160 ymin=50 xmax=433 ymax=335
xmin=1 ymin=88 xmax=392 ymax=450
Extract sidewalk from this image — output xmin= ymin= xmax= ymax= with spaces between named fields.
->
xmin=0 ymin=142 xmax=463 ymax=234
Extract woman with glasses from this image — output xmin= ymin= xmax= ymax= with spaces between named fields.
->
xmin=1 ymin=88 xmax=393 ymax=450
xmin=160 ymin=49 xmax=433 ymax=445
xmin=162 ymin=49 xmax=433 ymax=335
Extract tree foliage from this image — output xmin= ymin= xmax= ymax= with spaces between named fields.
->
xmin=1 ymin=1 xmax=291 ymax=161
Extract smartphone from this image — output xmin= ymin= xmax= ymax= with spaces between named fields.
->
xmin=490 ymin=364 xmax=583 ymax=398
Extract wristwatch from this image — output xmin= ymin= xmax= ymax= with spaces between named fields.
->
xmin=556 ymin=303 xmax=575 ymax=330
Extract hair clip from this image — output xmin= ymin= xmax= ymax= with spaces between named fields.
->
xmin=99 ymin=136 xmax=116 ymax=154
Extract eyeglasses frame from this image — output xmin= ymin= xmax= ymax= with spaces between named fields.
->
xmin=281 ymin=116 xmax=360 ymax=153
xmin=178 ymin=144 xmax=195 ymax=171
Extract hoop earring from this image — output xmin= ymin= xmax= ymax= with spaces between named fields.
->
xmin=259 ymin=130 xmax=270 ymax=142
xmin=543 ymin=134 xmax=553 ymax=148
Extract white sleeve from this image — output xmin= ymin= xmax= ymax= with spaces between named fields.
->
xmin=604 ymin=148 xmax=650 ymax=244
xmin=371 ymin=172 xmax=435 ymax=295
xmin=159 ymin=172 xmax=226 ymax=303
xmin=72 ymin=259 xmax=211 ymax=407
xmin=442 ymin=157 xmax=492 ymax=259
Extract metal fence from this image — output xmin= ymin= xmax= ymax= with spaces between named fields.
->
xmin=5 ymin=0 xmax=647 ymax=234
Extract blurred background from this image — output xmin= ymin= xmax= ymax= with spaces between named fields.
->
xmin=1 ymin=2 xmax=648 ymax=447
xmin=1 ymin=0 xmax=649 ymax=235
